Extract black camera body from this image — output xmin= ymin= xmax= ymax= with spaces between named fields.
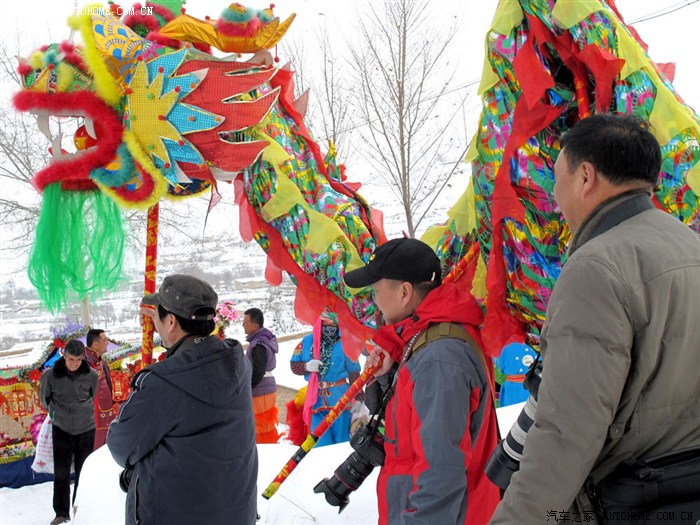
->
xmin=313 ymin=423 xmax=386 ymax=512
xmin=485 ymin=354 xmax=543 ymax=490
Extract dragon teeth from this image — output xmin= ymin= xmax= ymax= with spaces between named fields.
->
xmin=84 ymin=118 xmax=97 ymax=140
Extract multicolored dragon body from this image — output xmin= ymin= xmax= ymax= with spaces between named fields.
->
xmin=14 ymin=4 xmax=383 ymax=354
xmin=15 ymin=0 xmax=700 ymax=361
xmin=424 ymin=0 xmax=700 ymax=356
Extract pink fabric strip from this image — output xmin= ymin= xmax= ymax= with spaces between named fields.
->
xmin=302 ymin=318 xmax=323 ymax=425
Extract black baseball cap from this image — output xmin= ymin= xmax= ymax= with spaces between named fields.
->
xmin=344 ymin=238 xmax=442 ymax=288
xmin=142 ymin=274 xmax=218 ymax=321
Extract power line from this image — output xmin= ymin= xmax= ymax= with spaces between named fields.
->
xmin=628 ymin=0 xmax=698 ymax=24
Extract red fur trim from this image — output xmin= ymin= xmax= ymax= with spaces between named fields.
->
xmin=13 ymin=91 xmax=123 ymax=191
xmin=215 ymin=18 xmax=261 ymax=38
xmin=59 ymin=41 xmax=75 ymax=53
xmin=146 ymin=31 xmax=182 ymax=49
xmin=59 ymin=41 xmax=88 ymax=74
xmin=17 ymin=63 xmax=32 ymax=76
xmin=191 ymin=42 xmax=212 ymax=54
xmin=285 ymin=396 xmax=309 ymax=446
xmin=124 ymin=10 xmax=160 ymax=33
xmin=146 ymin=2 xmax=175 ymax=22
xmin=62 ymin=179 xmax=97 ymax=191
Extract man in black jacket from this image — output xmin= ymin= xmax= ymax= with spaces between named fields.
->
xmin=40 ymin=339 xmax=98 ymax=525
xmin=107 ymin=274 xmax=258 ymax=525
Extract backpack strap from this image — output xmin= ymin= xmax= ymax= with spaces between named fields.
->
xmin=412 ymin=322 xmax=489 ymax=377
xmin=412 ymin=322 xmax=500 ymax=439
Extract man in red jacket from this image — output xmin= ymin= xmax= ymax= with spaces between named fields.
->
xmin=345 ymin=238 xmax=500 ymax=525
xmin=85 ymin=328 xmax=115 ymax=449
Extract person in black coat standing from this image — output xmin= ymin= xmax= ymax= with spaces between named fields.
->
xmin=107 ymin=274 xmax=258 ymax=525
xmin=40 ymin=339 xmax=98 ymax=525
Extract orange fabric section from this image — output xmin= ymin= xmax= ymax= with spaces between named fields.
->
xmin=253 ymin=392 xmax=279 ymax=444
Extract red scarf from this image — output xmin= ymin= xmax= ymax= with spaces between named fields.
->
xmin=372 ymin=282 xmax=489 ymax=362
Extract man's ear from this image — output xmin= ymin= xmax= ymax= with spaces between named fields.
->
xmin=580 ymin=161 xmax=598 ymax=196
xmin=400 ymin=282 xmax=413 ymax=306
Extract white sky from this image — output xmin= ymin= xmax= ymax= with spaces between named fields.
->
xmin=0 ymin=0 xmax=698 ymax=110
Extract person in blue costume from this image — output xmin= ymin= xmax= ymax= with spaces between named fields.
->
xmin=495 ymin=343 xmax=538 ymax=407
xmin=290 ymin=310 xmax=363 ymax=446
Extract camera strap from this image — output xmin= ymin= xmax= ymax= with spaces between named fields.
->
xmin=365 ymin=330 xmax=426 ymax=430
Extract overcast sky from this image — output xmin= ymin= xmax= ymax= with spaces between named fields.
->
xmin=0 ymin=0 xmax=698 ymax=110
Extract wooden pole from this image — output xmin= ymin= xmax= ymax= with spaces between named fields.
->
xmin=141 ymin=204 xmax=159 ymax=366
xmin=262 ymin=360 xmax=381 ymax=500
xmin=81 ymin=296 xmax=91 ymax=327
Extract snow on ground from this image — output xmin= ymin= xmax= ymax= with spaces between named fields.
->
xmin=0 ymin=400 xmax=523 ymax=524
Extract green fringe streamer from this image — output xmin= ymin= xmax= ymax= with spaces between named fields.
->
xmin=28 ymin=184 xmax=125 ymax=313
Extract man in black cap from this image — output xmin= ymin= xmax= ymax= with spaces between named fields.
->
xmin=344 ymin=238 xmax=500 ymax=525
xmin=107 ymin=274 xmax=258 ymax=525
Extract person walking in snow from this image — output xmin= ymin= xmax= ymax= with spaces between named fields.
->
xmin=40 ymin=339 xmax=98 ymax=525
xmin=107 ymin=274 xmax=258 ymax=525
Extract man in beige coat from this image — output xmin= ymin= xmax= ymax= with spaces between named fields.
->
xmin=491 ymin=114 xmax=700 ymax=523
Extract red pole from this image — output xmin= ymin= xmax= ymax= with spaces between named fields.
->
xmin=262 ymin=360 xmax=381 ymax=499
xmin=141 ymin=204 xmax=159 ymax=366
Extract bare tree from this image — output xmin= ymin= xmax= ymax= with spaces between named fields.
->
xmin=280 ymin=36 xmax=308 ymax=99
xmin=349 ymin=0 xmax=470 ymax=237
xmin=280 ymin=26 xmax=356 ymax=160
xmin=311 ymin=27 xmax=355 ymax=160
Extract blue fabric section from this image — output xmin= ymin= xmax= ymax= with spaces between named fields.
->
xmin=163 ymin=74 xmax=201 ymax=102
xmin=90 ymin=144 xmax=135 ymax=187
xmin=312 ymin=410 xmax=352 ymax=447
xmin=291 ymin=333 xmax=360 ymax=446
xmin=151 ymin=155 xmax=177 ymax=186
xmin=146 ymin=49 xmax=187 ymax=87
xmin=495 ymin=343 xmax=538 ymax=407
xmin=0 ymin=456 xmax=53 ymax=488
xmin=163 ymin=138 xmax=204 ymax=165
xmin=168 ymin=103 xmax=219 ymax=135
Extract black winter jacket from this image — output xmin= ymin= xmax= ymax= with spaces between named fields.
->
xmin=40 ymin=357 xmax=98 ymax=435
xmin=107 ymin=336 xmax=258 ymax=525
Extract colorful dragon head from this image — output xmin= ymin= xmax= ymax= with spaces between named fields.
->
xmin=14 ymin=11 xmax=279 ymax=207
xmin=14 ymin=5 xmax=383 ymax=355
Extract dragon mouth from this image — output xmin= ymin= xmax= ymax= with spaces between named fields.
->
xmin=13 ymin=90 xmax=123 ymax=191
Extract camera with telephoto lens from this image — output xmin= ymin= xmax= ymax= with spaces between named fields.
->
xmin=314 ymin=421 xmax=386 ymax=513
xmin=485 ymin=354 xmax=543 ymax=490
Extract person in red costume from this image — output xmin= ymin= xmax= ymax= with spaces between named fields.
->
xmin=344 ymin=238 xmax=500 ymax=525
xmin=85 ymin=328 xmax=115 ymax=449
